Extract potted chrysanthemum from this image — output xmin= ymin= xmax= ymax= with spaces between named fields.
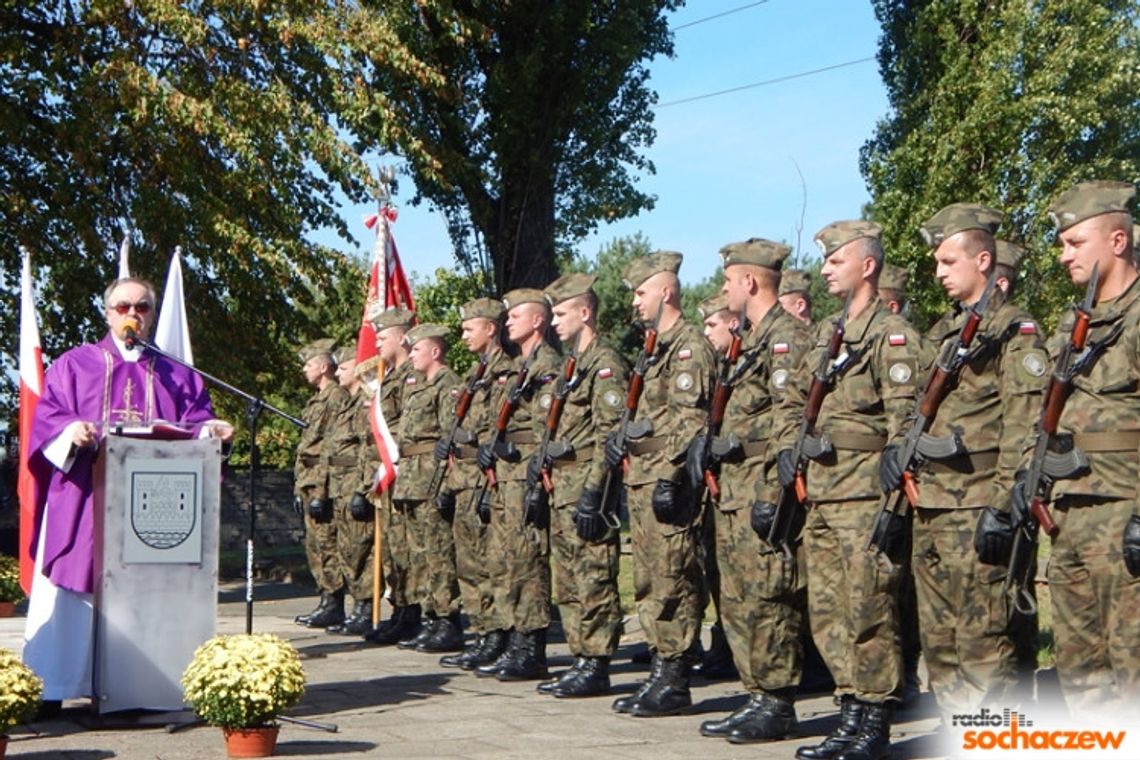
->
xmin=0 ymin=647 xmax=43 ymax=758
xmin=0 ymin=555 xmax=25 ymax=616
xmin=181 ymin=633 xmax=306 ymax=758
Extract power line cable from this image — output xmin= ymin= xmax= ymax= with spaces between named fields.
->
xmin=672 ymin=1 xmax=771 ymax=31
xmin=655 ymin=56 xmax=875 ymax=108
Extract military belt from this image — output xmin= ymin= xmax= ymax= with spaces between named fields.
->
xmin=551 ymin=451 xmax=594 ymax=468
xmin=1072 ymin=431 xmax=1140 ymax=453
xmin=324 ymin=456 xmax=357 ymax=467
xmin=740 ymin=440 xmax=766 ymax=458
xmin=454 ymin=444 xmax=480 ymax=460
xmin=401 ymin=442 xmax=437 ymax=456
xmin=827 ymin=432 xmax=887 ymax=452
xmin=299 ymin=455 xmax=319 ymax=467
xmin=505 ymin=431 xmax=537 ymax=445
xmin=628 ymin=436 xmax=668 ymax=456
xmin=926 ymin=450 xmax=998 ymax=474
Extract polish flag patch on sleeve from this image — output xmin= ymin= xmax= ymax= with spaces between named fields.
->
xmin=405 ymin=376 xmax=417 ymax=385
xmin=888 ymin=334 xmax=907 ymax=346
xmin=772 ymin=342 xmax=790 ymax=354
xmin=1019 ymin=321 xmax=1037 ymax=334
xmin=678 ymin=348 xmax=692 ymax=360
xmin=598 ymin=367 xmax=613 ymax=379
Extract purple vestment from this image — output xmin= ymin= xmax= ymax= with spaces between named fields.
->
xmin=28 ymin=334 xmax=215 ymax=593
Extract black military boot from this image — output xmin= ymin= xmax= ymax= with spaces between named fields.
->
xmin=465 ymin=629 xmax=508 ymax=671
xmin=399 ymin=614 xmax=437 ymax=650
xmin=795 ymin=695 xmax=866 ymax=760
xmin=612 ymin=655 xmax=664 ymax=713
xmin=834 ymin=702 xmax=891 ymax=760
xmin=537 ymin=658 xmax=583 ymax=695
xmin=692 ymin=622 xmax=738 ymax=681
xmin=552 ymin=656 xmax=611 ymax=698
xmin=629 ymin=655 xmax=692 ymax=717
xmin=497 ymin=628 xmax=549 ymax=681
xmin=364 ymin=604 xmax=421 ymax=646
xmin=297 ymin=589 xmax=346 ymax=629
xmin=440 ymin=634 xmax=484 ymax=669
xmin=475 ymin=629 xmax=519 ymax=678
xmin=418 ymin=612 xmax=464 ymax=653
xmin=700 ymin=694 xmax=769 ymax=738
xmin=726 ymin=692 xmax=798 ymax=744
xmin=327 ymin=600 xmax=372 ymax=635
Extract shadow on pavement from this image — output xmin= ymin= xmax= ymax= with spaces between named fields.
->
xmin=290 ymin=672 xmax=455 ymax=717
xmin=219 ymin=580 xmax=313 ymax=604
xmin=274 ymin=739 xmax=378 ymax=756
xmin=5 ymin=751 xmax=114 ymax=760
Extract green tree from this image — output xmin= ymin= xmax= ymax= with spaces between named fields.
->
xmin=861 ymin=0 xmax=1140 ymax=329
xmin=411 ymin=267 xmax=494 ymax=376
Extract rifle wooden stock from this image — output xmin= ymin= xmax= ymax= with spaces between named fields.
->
xmin=702 ymin=331 xmax=743 ymax=501
xmin=537 ymin=351 xmax=577 ymax=494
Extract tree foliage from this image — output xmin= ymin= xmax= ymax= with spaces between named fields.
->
xmin=861 ymin=0 xmax=1140 ymax=329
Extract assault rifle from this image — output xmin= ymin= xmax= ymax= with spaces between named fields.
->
xmin=766 ymin=291 xmax=854 ymax=559
xmin=700 ymin=324 xmax=745 ymax=501
xmin=427 ymin=351 xmax=490 ymax=500
xmin=866 ymin=269 xmax=998 ymax=562
xmin=1004 ymin=264 xmax=1101 ymax=616
xmin=598 ymin=298 xmax=665 ymax=527
xmin=531 ymin=337 xmax=581 ymax=498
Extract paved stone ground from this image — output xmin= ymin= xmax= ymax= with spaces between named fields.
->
xmin=0 ymin=582 xmax=946 ymax=760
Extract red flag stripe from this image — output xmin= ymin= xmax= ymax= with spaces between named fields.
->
xmin=18 ymin=248 xmax=44 ymax=595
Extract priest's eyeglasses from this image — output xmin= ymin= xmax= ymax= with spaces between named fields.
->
xmin=109 ymin=301 xmax=152 ymax=315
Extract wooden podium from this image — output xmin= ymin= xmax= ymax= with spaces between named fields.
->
xmin=92 ymin=433 xmax=221 ymax=714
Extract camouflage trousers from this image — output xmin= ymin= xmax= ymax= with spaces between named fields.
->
xmin=487 ymin=479 xmax=551 ymax=633
xmin=699 ymin=497 xmax=720 ymax=618
xmin=379 ymin=493 xmax=412 ymax=609
xmin=714 ymin=505 xmax=805 ymax=694
xmin=628 ymin=482 xmax=704 ymax=659
xmin=333 ymin=497 xmax=376 ymax=602
xmin=912 ymin=507 xmax=1017 ymax=722
xmin=398 ymin=499 xmax=459 ymax=617
xmin=803 ymin=500 xmax=902 ymax=703
xmin=550 ymin=501 xmax=623 ymax=657
xmin=452 ymin=486 xmax=495 ymax=634
xmin=303 ymin=503 xmax=344 ymax=595
xmin=1049 ymin=496 xmax=1140 ymax=718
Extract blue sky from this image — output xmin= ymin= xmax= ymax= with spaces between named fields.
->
xmin=322 ymin=0 xmax=889 ymax=286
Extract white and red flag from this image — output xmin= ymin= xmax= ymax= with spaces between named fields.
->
xmin=17 ymin=247 xmax=44 ymax=594
xmin=359 ymin=203 xmax=415 ymax=494
xmin=154 ymin=246 xmax=194 ymax=363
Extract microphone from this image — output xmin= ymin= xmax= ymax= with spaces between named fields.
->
xmin=121 ymin=316 xmax=142 ymax=349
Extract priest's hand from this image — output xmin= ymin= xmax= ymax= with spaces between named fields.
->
xmin=70 ymin=421 xmax=98 ymax=448
xmin=207 ymin=421 xmax=235 ymax=442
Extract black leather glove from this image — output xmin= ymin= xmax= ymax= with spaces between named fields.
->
xmin=603 ymin=431 xmax=626 ymax=471
xmin=433 ymin=437 xmax=452 ymax=462
xmin=684 ymin=435 xmax=709 ymax=493
xmin=435 ymin=490 xmax=456 ymax=522
xmin=522 ymin=484 xmax=549 ymax=527
xmin=526 ymin=454 xmax=546 ymax=491
xmin=776 ymin=448 xmax=797 ymax=489
xmin=308 ymin=498 xmax=333 ymax=523
xmin=349 ymin=492 xmax=373 ymax=521
xmin=869 ymin=508 xmax=908 ymax=563
xmin=477 ymin=440 xmax=520 ymax=470
xmin=476 ymin=443 xmax=496 ymax=471
xmin=1123 ymin=514 xmax=1140 ymax=578
xmin=974 ymin=506 xmax=1014 ymax=566
xmin=292 ymin=496 xmax=304 ymax=517
xmin=651 ymin=479 xmax=688 ymax=525
xmin=475 ymin=489 xmax=492 ymax=525
xmin=750 ymin=500 xmax=777 ymax=540
xmin=879 ymin=444 xmax=905 ymax=493
xmin=574 ymin=489 xmax=606 ymax=542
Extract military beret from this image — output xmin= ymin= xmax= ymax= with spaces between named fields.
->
xmin=814 ymin=220 xmax=883 ymax=257
xmin=404 ymin=323 xmax=449 ymax=347
xmin=459 ymin=297 xmax=504 ymax=322
xmin=354 ymin=355 xmax=380 ymax=380
xmin=1048 ymin=180 xmax=1136 ymax=232
xmin=501 ymin=288 xmax=547 ymax=310
xmin=720 ymin=238 xmax=791 ymax=271
xmin=995 ymin=240 xmax=1026 ymax=271
xmin=878 ymin=264 xmax=909 ymax=294
xmin=778 ymin=269 xmax=812 ymax=296
xmin=333 ymin=346 xmax=357 ymax=365
xmin=298 ymin=337 xmax=337 ymax=363
xmin=544 ymin=272 xmax=597 ymax=306
xmin=369 ymin=305 xmax=415 ymax=331
xmin=697 ymin=294 xmax=732 ymax=320
xmin=622 ymin=251 xmax=683 ymax=289
xmin=919 ymin=203 xmax=1003 ymax=248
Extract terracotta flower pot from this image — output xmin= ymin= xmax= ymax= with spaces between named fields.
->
xmin=222 ymin=725 xmax=279 ymax=758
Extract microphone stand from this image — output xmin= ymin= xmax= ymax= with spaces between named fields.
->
xmin=128 ymin=334 xmax=337 ymax=734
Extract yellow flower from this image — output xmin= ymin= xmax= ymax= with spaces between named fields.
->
xmin=181 ymin=634 xmax=306 ymax=729
xmin=0 ymin=647 xmax=44 ymax=733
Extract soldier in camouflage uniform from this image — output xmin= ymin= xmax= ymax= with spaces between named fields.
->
xmin=473 ymin=289 xmax=562 ymax=681
xmin=323 ymin=348 xmax=380 ymax=636
xmin=877 ymin=264 xmax=909 ymax=316
xmin=608 ymin=252 xmax=717 ymax=717
xmin=390 ymin=324 xmax=464 ymax=653
xmin=993 ymin=240 xmax=1025 ymax=298
xmin=773 ymin=221 xmax=923 ymax=760
xmin=294 ymin=338 xmax=352 ymax=628
xmin=778 ymin=269 xmax=814 ymax=325
xmin=532 ymin=273 xmax=629 ymax=698
xmin=362 ymin=307 xmax=421 ymax=645
xmin=1010 ymin=181 xmax=1140 ymax=717
xmin=437 ymin=298 xmax=515 ymax=670
xmin=900 ymin=204 xmax=1048 ymax=725
xmin=691 ymin=239 xmax=812 ymax=744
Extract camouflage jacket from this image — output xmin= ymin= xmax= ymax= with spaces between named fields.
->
xmin=914 ymin=296 xmax=1047 ymax=509
xmin=393 ymin=367 xmax=461 ymax=502
xmin=293 ymin=381 xmax=350 ymax=500
xmin=324 ymin=386 xmax=375 ymax=501
xmin=380 ymin=359 xmax=417 ymax=423
xmin=718 ymin=303 xmax=813 ymax=509
xmin=546 ymin=337 xmax=630 ymax=506
xmin=485 ymin=342 xmax=562 ymax=485
xmin=626 ymin=317 xmax=717 ymax=487
xmin=444 ymin=348 xmax=515 ymax=493
xmin=1039 ymin=276 xmax=1140 ymax=501
xmin=774 ymin=296 xmax=923 ymax=503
